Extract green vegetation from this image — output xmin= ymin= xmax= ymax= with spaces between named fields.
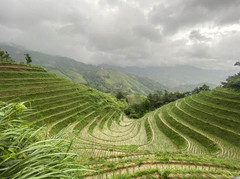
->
xmin=80 ymin=151 xmax=240 ymax=178
xmin=163 ymin=103 xmax=219 ymax=153
xmin=153 ymin=88 xmax=240 ymax=158
xmin=0 ymin=102 xmax=87 ymax=178
xmin=0 ymin=49 xmax=14 ymax=63
xmin=222 ymin=61 xmax=240 ymax=90
xmin=24 ymin=53 xmax=32 ymax=65
xmin=0 ymin=69 xmax=123 ymax=146
xmin=155 ymin=110 xmax=187 ymax=150
xmin=115 ymin=91 xmax=128 ymax=103
xmin=191 ymin=84 xmax=210 ymax=94
xmin=0 ymin=62 xmax=239 ymax=178
xmin=125 ymin=93 xmax=146 ymax=105
xmin=144 ymin=117 xmax=153 ymax=143
xmin=0 ymin=45 xmax=166 ymax=95
xmin=125 ymin=84 xmax=210 ymax=118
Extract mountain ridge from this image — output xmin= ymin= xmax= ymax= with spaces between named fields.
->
xmin=101 ymin=64 xmax=238 ymax=87
xmin=0 ymin=43 xmax=165 ymax=95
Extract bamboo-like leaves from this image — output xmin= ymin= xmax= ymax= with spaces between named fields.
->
xmin=0 ymin=102 xmax=89 ymax=178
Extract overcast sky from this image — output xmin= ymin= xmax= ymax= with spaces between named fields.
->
xmin=0 ymin=0 xmax=240 ymax=69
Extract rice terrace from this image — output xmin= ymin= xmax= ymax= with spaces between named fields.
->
xmin=1 ymin=0 xmax=240 ymax=178
xmin=0 ymin=61 xmax=240 ymax=178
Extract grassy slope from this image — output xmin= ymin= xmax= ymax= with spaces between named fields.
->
xmin=153 ymin=87 xmax=240 ymax=158
xmin=0 ymin=66 xmax=123 ymax=136
xmin=76 ymin=87 xmax=240 ymax=177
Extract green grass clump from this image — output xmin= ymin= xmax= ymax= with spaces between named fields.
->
xmin=0 ymin=102 xmax=88 ymax=178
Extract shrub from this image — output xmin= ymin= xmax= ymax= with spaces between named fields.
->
xmin=0 ymin=49 xmax=15 ymax=63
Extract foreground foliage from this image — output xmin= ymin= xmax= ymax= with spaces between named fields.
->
xmin=0 ymin=102 xmax=87 ymax=178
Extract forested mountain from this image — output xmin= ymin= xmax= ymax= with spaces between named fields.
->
xmin=0 ymin=44 xmax=165 ymax=95
xmin=102 ymin=64 xmax=238 ymax=88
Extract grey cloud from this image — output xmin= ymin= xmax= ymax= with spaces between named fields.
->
xmin=189 ymin=30 xmax=211 ymax=42
xmin=149 ymin=0 xmax=240 ymax=34
xmin=187 ymin=43 xmax=212 ymax=59
xmin=0 ymin=0 xmax=68 ymax=29
xmin=0 ymin=0 xmax=239 ymax=70
xmin=211 ymin=31 xmax=240 ymax=60
xmin=189 ymin=0 xmax=240 ymax=10
xmin=133 ymin=24 xmax=162 ymax=42
xmin=181 ymin=31 xmax=240 ymax=69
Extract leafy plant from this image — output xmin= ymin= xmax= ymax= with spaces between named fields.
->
xmin=0 ymin=102 xmax=88 ymax=178
xmin=24 ymin=53 xmax=32 ymax=65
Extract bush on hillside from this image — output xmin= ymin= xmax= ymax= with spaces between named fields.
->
xmin=192 ymin=84 xmax=210 ymax=94
xmin=222 ymin=62 xmax=240 ymax=90
xmin=115 ymin=91 xmax=128 ymax=103
xmin=222 ymin=73 xmax=240 ymax=89
xmin=0 ymin=49 xmax=15 ymax=63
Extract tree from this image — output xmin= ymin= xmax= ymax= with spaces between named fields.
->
xmin=115 ymin=91 xmax=128 ymax=103
xmin=222 ymin=61 xmax=240 ymax=89
xmin=0 ymin=49 xmax=4 ymax=57
xmin=0 ymin=49 xmax=14 ymax=63
xmin=25 ymin=53 xmax=32 ymax=64
xmin=199 ymin=84 xmax=210 ymax=91
xmin=116 ymin=91 xmax=124 ymax=100
xmin=192 ymin=84 xmax=210 ymax=94
xmin=125 ymin=90 xmax=190 ymax=119
xmin=3 ymin=51 xmax=9 ymax=59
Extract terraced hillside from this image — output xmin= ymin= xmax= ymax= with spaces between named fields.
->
xmin=154 ymin=88 xmax=240 ymax=159
xmin=0 ymin=67 xmax=122 ymax=137
xmin=0 ymin=65 xmax=239 ymax=178
xmin=71 ymin=89 xmax=240 ymax=178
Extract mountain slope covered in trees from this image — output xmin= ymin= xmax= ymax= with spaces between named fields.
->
xmin=0 ymin=44 xmax=165 ymax=95
xmin=103 ymin=64 xmax=237 ymax=88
